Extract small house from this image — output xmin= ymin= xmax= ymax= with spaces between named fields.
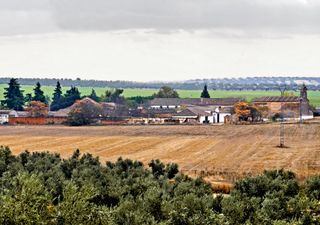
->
xmin=0 ymin=110 xmax=19 ymax=124
xmin=0 ymin=110 xmax=11 ymax=124
xmin=172 ymin=106 xmax=232 ymax=124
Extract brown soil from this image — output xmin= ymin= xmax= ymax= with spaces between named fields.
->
xmin=0 ymin=122 xmax=319 ymax=181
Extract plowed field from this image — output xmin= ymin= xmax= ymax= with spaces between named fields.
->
xmin=0 ymin=122 xmax=319 ymax=180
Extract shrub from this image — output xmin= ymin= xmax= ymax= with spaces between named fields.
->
xmin=0 ymin=147 xmax=318 ymax=224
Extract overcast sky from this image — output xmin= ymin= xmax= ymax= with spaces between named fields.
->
xmin=0 ymin=0 xmax=319 ymax=81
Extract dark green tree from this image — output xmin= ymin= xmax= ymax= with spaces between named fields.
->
xmin=50 ymin=85 xmax=81 ymax=110
xmin=89 ymin=89 xmax=100 ymax=102
xmin=100 ymin=89 xmax=124 ymax=103
xmin=50 ymin=81 xmax=63 ymax=111
xmin=59 ymin=86 xmax=81 ymax=110
xmin=110 ymin=89 xmax=124 ymax=103
xmin=200 ymin=84 xmax=210 ymax=98
xmin=64 ymin=86 xmax=80 ymax=103
xmin=165 ymin=163 xmax=179 ymax=179
xmin=32 ymin=82 xmax=47 ymax=104
xmin=2 ymin=78 xmax=25 ymax=110
xmin=148 ymin=159 xmax=165 ymax=178
xmin=24 ymin=93 xmax=33 ymax=104
xmin=153 ymin=86 xmax=179 ymax=98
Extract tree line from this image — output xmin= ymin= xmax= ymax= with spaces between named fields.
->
xmin=1 ymin=77 xmax=320 ymax=91
xmin=0 ymin=146 xmax=319 ymax=224
xmin=0 ymin=78 xmax=82 ymax=112
xmin=0 ymin=79 xmax=129 ymax=112
xmin=1 ymin=78 xmax=211 ymax=112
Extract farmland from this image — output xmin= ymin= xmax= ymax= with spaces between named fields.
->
xmin=0 ymin=122 xmax=319 ymax=181
xmin=1 ymin=84 xmax=320 ymax=106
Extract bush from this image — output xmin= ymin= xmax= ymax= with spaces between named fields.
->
xmin=305 ymin=175 xmax=320 ymax=200
xmin=0 ymin=146 xmax=319 ymax=224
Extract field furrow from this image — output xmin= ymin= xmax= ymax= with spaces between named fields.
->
xmin=0 ymin=121 xmax=319 ymax=180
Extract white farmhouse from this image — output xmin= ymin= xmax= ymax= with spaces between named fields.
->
xmin=212 ymin=107 xmax=233 ymax=123
xmin=172 ymin=108 xmax=212 ymax=124
xmin=172 ymin=106 xmax=232 ymax=124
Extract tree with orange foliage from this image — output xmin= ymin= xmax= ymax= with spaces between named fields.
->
xmin=235 ymin=102 xmax=251 ymax=121
xmin=26 ymin=101 xmax=48 ymax=117
xmin=235 ymin=102 xmax=262 ymax=122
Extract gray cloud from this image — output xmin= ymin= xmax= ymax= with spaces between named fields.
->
xmin=0 ymin=0 xmax=57 ymax=36
xmin=1 ymin=0 xmax=320 ymax=36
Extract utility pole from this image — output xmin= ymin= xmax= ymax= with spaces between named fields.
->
xmin=299 ymin=97 xmax=303 ymax=125
xmin=278 ymin=86 xmax=287 ymax=148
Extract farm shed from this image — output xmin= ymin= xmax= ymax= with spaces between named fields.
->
xmin=148 ymin=98 xmax=242 ymax=109
xmin=172 ymin=109 xmax=200 ymax=124
xmin=128 ymin=108 xmax=177 ymax=124
xmin=0 ymin=110 xmax=16 ymax=124
xmin=0 ymin=113 xmax=9 ymax=124
xmin=48 ymin=107 xmax=71 ymax=118
xmin=252 ymin=85 xmax=313 ymax=120
xmin=0 ymin=110 xmax=29 ymax=124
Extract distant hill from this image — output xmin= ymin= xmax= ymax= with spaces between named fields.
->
xmin=0 ymin=77 xmax=319 ymax=91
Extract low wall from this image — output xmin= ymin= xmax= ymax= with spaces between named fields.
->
xmin=8 ymin=117 xmax=129 ymax=125
xmin=100 ymin=120 xmax=128 ymax=125
xmin=9 ymin=117 xmax=67 ymax=125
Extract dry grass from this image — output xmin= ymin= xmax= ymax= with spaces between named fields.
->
xmin=0 ymin=121 xmax=319 ymax=182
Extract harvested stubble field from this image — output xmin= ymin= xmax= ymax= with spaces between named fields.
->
xmin=0 ymin=122 xmax=319 ymax=181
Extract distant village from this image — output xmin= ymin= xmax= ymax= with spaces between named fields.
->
xmin=0 ymin=78 xmax=318 ymax=126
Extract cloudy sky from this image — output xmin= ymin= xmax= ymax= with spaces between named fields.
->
xmin=0 ymin=0 xmax=319 ymax=81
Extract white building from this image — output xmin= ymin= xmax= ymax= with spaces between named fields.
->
xmin=172 ymin=106 xmax=232 ymax=124
xmin=212 ymin=107 xmax=232 ymax=123
xmin=0 ymin=110 xmax=18 ymax=124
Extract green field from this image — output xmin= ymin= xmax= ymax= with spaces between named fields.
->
xmin=0 ymin=84 xmax=320 ymax=106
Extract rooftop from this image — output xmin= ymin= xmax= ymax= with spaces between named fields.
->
xmin=149 ymin=98 xmax=242 ymax=106
xmin=252 ymin=96 xmax=301 ymax=103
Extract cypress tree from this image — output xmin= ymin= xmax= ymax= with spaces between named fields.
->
xmin=3 ymin=78 xmax=25 ymax=110
xmin=61 ymin=86 xmax=81 ymax=109
xmin=24 ymin=93 xmax=33 ymax=104
xmin=32 ymin=82 xmax=47 ymax=104
xmin=200 ymin=84 xmax=210 ymax=98
xmin=50 ymin=81 xmax=63 ymax=111
xmin=89 ymin=89 xmax=100 ymax=102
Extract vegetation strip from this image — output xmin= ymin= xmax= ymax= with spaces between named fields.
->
xmin=0 ymin=146 xmax=319 ymax=224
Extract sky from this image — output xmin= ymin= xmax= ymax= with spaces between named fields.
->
xmin=0 ymin=0 xmax=319 ymax=82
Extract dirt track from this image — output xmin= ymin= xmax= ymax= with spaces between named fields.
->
xmin=0 ymin=122 xmax=319 ymax=180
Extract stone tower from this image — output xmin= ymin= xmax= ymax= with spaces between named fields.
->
xmin=300 ymin=84 xmax=308 ymax=101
